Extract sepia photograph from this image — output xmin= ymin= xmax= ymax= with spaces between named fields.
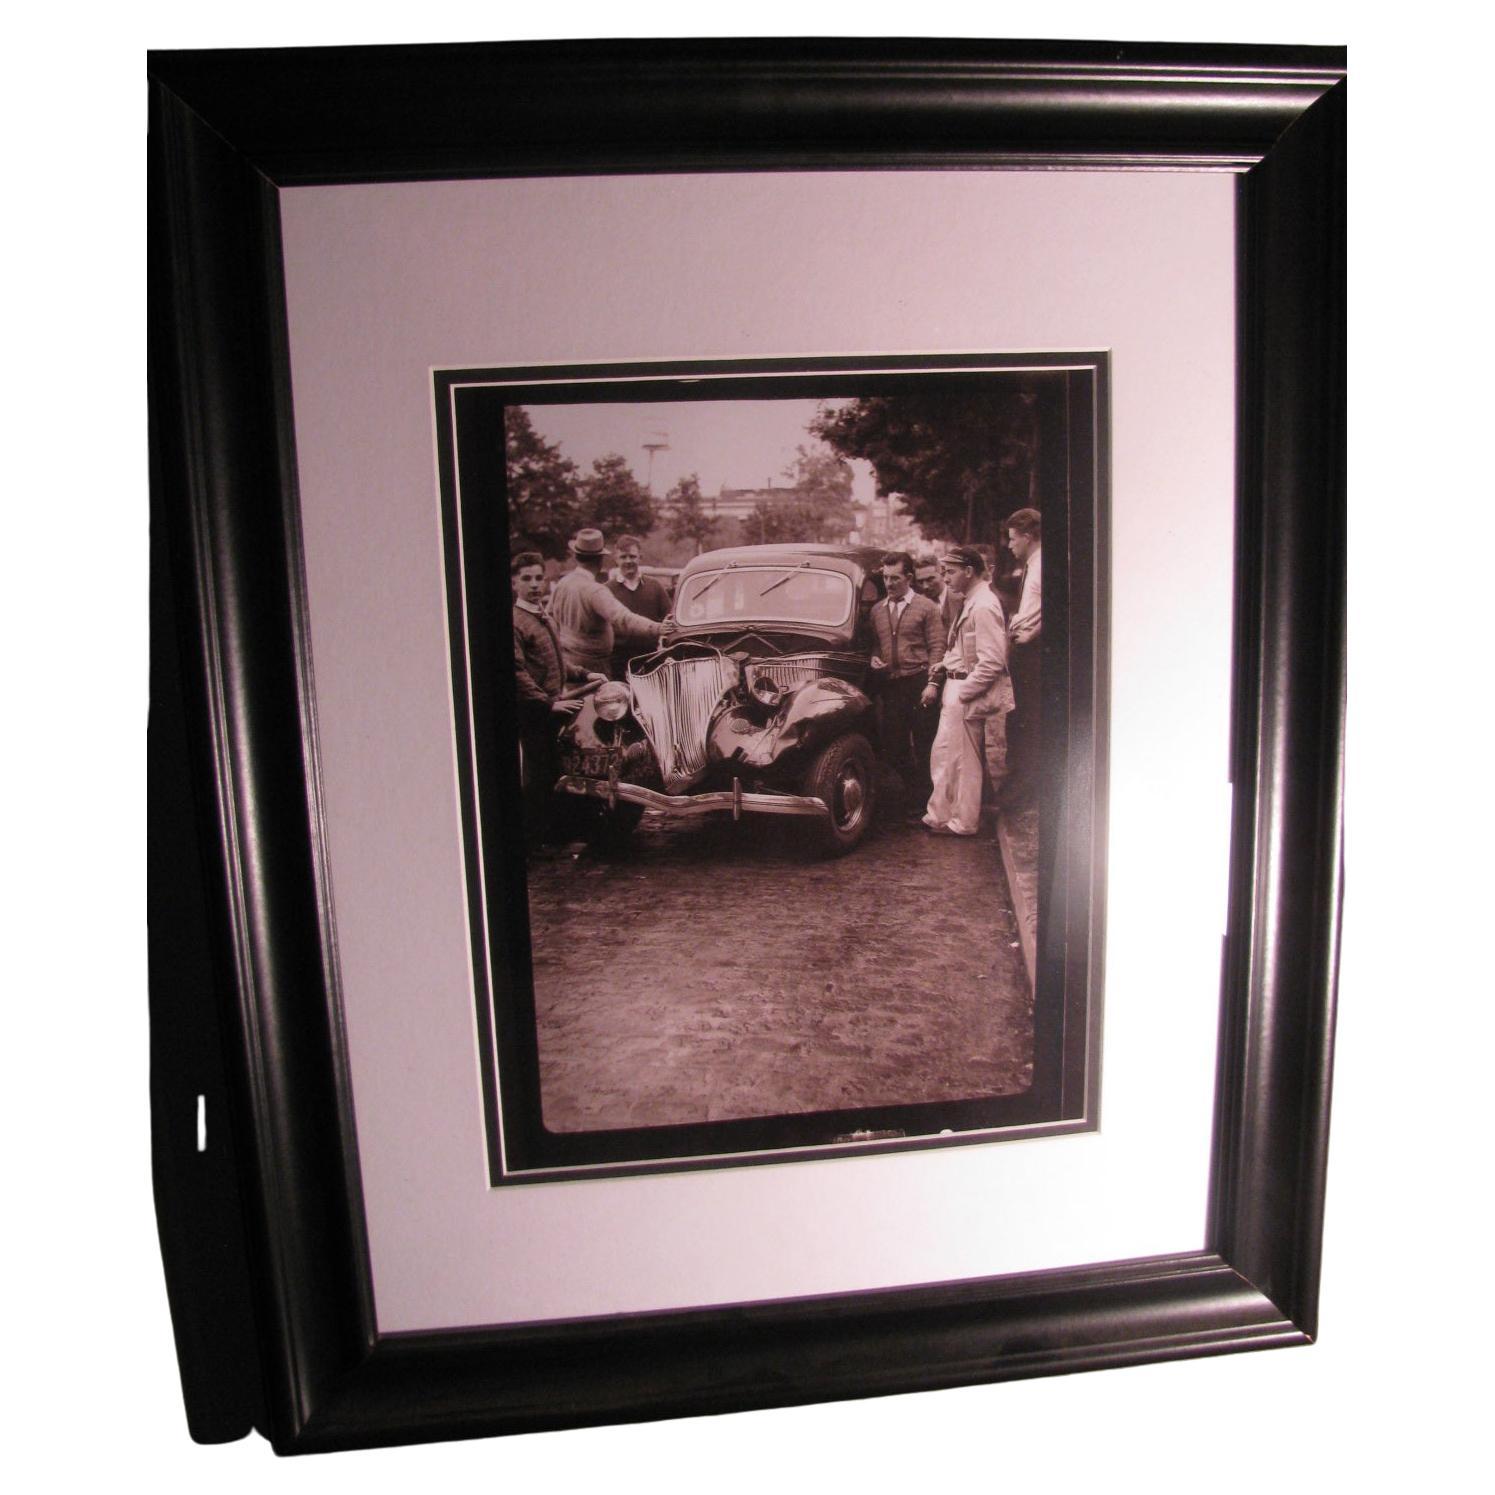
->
xmin=435 ymin=356 xmax=1107 ymax=1181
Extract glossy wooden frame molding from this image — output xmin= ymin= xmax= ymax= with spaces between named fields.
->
xmin=146 ymin=39 xmax=1345 ymax=1452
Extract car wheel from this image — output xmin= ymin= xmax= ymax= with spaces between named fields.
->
xmin=801 ymin=733 xmax=877 ymax=857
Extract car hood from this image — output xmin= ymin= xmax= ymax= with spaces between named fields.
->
xmin=664 ymin=623 xmax=856 ymax=654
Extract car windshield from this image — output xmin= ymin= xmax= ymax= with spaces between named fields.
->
xmin=673 ymin=565 xmax=854 ymax=628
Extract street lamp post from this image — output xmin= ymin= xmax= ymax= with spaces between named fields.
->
xmin=641 ymin=425 xmax=669 ymax=494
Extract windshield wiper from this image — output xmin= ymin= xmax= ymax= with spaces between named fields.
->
xmin=756 ymin=572 xmax=795 ymax=597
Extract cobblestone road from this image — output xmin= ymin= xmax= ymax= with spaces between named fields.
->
xmin=525 ymin=796 xmax=1032 ymax=1132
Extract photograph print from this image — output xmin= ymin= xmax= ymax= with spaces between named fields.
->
xmin=434 ymin=354 xmax=1107 ymax=1183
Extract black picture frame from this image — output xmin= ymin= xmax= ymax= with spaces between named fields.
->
xmin=147 ymin=39 xmax=1345 ymax=1454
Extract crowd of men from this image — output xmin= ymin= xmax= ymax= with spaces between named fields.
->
xmin=510 ymin=509 xmax=1042 ymax=844
xmin=872 ymin=506 xmax=1041 ymax=837
xmin=509 ymin=527 xmax=668 ymax=843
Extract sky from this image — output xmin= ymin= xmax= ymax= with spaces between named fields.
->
xmin=524 ymin=396 xmax=876 ymax=506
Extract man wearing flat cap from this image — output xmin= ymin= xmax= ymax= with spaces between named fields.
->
xmin=920 ymin=544 xmax=1014 ymax=836
xmin=549 ymin=528 xmax=667 ymax=678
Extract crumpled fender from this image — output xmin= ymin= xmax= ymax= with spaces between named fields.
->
xmin=708 ymin=676 xmax=873 ymax=776
xmin=557 ymin=699 xmax=660 ymax=784
xmin=558 ymin=696 xmax=602 ymax=751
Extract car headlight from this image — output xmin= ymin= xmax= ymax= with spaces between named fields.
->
xmin=748 ymin=670 xmax=782 ymax=708
xmin=593 ymin=681 xmax=631 ymax=722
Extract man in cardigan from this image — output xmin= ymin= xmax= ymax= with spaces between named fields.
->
xmin=920 ymin=545 xmax=1014 ymax=836
xmin=512 ymin=551 xmax=605 ymax=847
xmin=869 ymin=551 xmax=946 ymax=819
xmin=550 ymin=528 xmax=667 ymax=678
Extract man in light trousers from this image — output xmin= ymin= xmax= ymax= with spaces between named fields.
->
xmin=920 ymin=545 xmax=1014 ymax=836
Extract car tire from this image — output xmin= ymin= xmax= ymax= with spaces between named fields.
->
xmin=801 ymin=733 xmax=877 ymax=857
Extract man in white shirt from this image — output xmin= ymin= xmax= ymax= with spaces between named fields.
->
xmin=1004 ymin=508 xmax=1042 ymax=807
xmin=920 ymin=545 xmax=1014 ymax=836
xmin=1006 ymin=508 xmax=1041 ymax=644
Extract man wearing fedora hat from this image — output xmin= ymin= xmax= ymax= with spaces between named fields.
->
xmin=550 ymin=528 xmax=667 ymax=677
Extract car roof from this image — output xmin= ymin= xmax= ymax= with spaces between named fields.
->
xmin=679 ymin=543 xmax=889 ymax=581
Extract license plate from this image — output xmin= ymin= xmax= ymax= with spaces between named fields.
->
xmin=579 ymin=749 xmax=613 ymax=779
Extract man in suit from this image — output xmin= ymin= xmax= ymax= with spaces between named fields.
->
xmin=512 ymin=551 xmax=606 ymax=846
xmin=549 ymin=528 xmax=667 ymax=678
xmin=868 ymin=551 xmax=945 ymax=819
xmin=915 ymin=553 xmax=960 ymax=639
xmin=914 ymin=555 xmax=943 ymax=603
xmin=605 ymin=534 xmax=673 ymax=678
xmin=920 ymin=545 xmax=1014 ymax=836
xmin=1003 ymin=507 xmax=1042 ymax=807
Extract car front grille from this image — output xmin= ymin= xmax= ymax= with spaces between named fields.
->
xmin=627 ymin=649 xmax=739 ymax=793
xmin=750 ymin=652 xmax=861 ymax=691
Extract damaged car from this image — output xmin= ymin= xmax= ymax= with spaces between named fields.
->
xmin=555 ymin=543 xmax=889 ymax=855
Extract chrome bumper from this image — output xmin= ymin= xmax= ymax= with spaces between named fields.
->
xmin=556 ymin=774 xmax=831 ymax=823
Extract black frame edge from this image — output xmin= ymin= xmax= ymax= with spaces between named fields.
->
xmin=145 ymin=40 xmax=1346 ymax=1453
xmin=1212 ymin=81 xmax=1346 ymax=1335
xmin=147 ymin=365 xmax=264 ymax=1444
xmin=145 ymin=39 xmax=1346 ymax=182
xmin=148 ymin=79 xmax=375 ymax=1444
xmin=295 ymin=1252 xmax=1302 ymax=1453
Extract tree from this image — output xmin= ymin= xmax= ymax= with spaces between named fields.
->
xmin=811 ymin=378 xmax=1063 ymax=543
xmin=746 ymin=498 xmax=839 ymax=545
xmin=664 ymin=473 xmax=720 ymax=556
xmin=504 ymin=406 xmax=580 ymax=557
xmin=578 ymin=453 xmax=657 ymax=540
xmin=782 ymin=443 xmax=855 ymax=541
xmin=742 ymin=442 xmax=855 ymax=545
